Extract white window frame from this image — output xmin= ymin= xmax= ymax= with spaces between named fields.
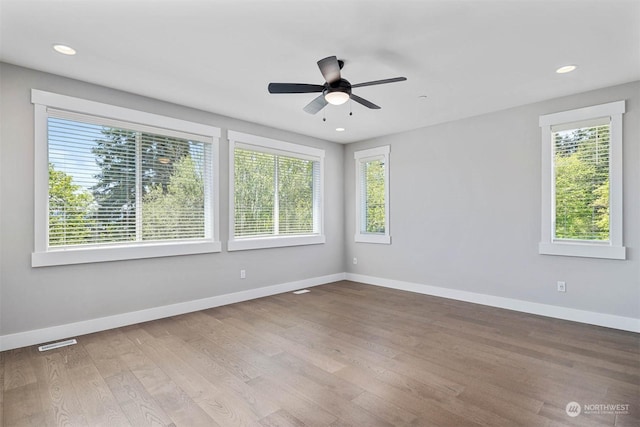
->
xmin=228 ymin=130 xmax=325 ymax=251
xmin=538 ymin=100 xmax=625 ymax=260
xmin=31 ymin=89 xmax=221 ymax=267
xmin=354 ymin=145 xmax=391 ymax=244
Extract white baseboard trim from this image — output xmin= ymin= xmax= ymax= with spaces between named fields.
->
xmin=346 ymin=273 xmax=640 ymax=333
xmin=0 ymin=272 xmax=346 ymax=351
xmin=2 ymin=271 xmax=636 ymax=351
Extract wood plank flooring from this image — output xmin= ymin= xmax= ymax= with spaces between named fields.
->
xmin=2 ymin=280 xmax=639 ymax=426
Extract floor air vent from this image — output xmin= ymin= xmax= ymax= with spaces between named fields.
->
xmin=38 ymin=339 xmax=78 ymax=352
xmin=293 ymin=289 xmax=310 ymax=294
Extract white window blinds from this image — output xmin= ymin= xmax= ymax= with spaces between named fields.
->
xmin=47 ymin=110 xmax=213 ymax=248
xmin=354 ymin=145 xmax=390 ymax=244
xmin=552 ymin=119 xmax=610 ymax=241
xmin=360 ymin=157 xmax=386 ymax=234
xmin=233 ymin=145 xmax=320 ymax=238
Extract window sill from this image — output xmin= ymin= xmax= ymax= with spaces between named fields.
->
xmin=32 ymin=240 xmax=222 ymax=267
xmin=355 ymin=233 xmax=391 ymax=245
xmin=538 ymin=242 xmax=626 ymax=260
xmin=227 ymin=235 xmax=325 ymax=251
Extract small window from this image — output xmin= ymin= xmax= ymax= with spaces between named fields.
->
xmin=354 ymin=146 xmax=390 ymax=244
xmin=539 ymin=100 xmax=625 ymax=259
xmin=228 ymin=131 xmax=325 ymax=251
xmin=32 ymin=90 xmax=221 ymax=266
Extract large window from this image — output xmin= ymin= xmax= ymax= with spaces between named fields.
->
xmin=228 ymin=131 xmax=324 ymax=251
xmin=32 ymin=90 xmax=221 ymax=266
xmin=354 ymin=146 xmax=390 ymax=244
xmin=539 ymin=100 xmax=625 ymax=259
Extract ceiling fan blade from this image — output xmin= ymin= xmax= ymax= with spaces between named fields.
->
xmin=303 ymin=95 xmax=328 ymax=114
xmin=317 ymin=56 xmax=341 ymax=83
xmin=268 ymin=83 xmax=325 ymax=94
xmin=351 ymin=77 xmax=407 ymax=88
xmin=350 ymin=94 xmax=381 ymax=109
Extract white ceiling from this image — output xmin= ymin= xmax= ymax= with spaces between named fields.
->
xmin=1 ymin=0 xmax=639 ymax=143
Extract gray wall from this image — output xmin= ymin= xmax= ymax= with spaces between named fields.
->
xmin=0 ymin=63 xmax=345 ymax=336
xmin=345 ymin=81 xmax=640 ymax=319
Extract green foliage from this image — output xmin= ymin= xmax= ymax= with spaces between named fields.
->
xmin=234 ymin=149 xmax=275 ymax=236
xmin=364 ymin=159 xmax=385 ymax=233
xmin=91 ymin=128 xmax=192 ymax=241
xmin=49 ymin=124 xmax=207 ymax=246
xmin=142 ymin=155 xmax=205 ymax=240
xmin=593 ymin=180 xmax=609 ymax=233
xmin=50 ymin=124 xmax=319 ymax=245
xmin=91 ymin=128 xmax=137 ymax=241
xmin=554 ymin=126 xmax=609 ymax=241
xmin=233 ymin=149 xmax=315 ymax=237
xmin=48 ymin=163 xmax=95 ymax=246
xmin=277 ymin=156 xmax=314 ymax=234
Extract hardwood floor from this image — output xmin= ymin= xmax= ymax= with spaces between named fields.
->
xmin=1 ymin=281 xmax=639 ymax=426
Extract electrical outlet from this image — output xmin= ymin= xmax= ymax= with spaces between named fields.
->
xmin=557 ymin=281 xmax=566 ymax=292
xmin=240 ymin=269 xmax=246 ymax=279
xmin=353 ymin=257 xmax=358 ymax=265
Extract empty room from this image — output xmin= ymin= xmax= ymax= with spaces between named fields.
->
xmin=0 ymin=0 xmax=639 ymax=426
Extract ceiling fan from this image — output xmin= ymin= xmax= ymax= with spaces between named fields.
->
xmin=268 ymin=56 xmax=407 ymax=114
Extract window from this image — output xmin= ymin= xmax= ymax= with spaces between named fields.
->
xmin=539 ymin=100 xmax=625 ymax=259
xmin=32 ymin=90 xmax=221 ymax=266
xmin=228 ymin=131 xmax=325 ymax=251
xmin=354 ymin=146 xmax=390 ymax=244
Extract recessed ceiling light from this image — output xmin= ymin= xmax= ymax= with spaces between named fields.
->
xmin=336 ymin=127 xmax=345 ymax=132
xmin=53 ymin=44 xmax=76 ymax=56
xmin=556 ymin=65 xmax=577 ymax=74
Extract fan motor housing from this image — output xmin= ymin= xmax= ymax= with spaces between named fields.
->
xmin=324 ymin=78 xmax=352 ymax=97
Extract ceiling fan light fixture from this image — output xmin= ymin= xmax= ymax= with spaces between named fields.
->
xmin=325 ymin=91 xmax=350 ymax=105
